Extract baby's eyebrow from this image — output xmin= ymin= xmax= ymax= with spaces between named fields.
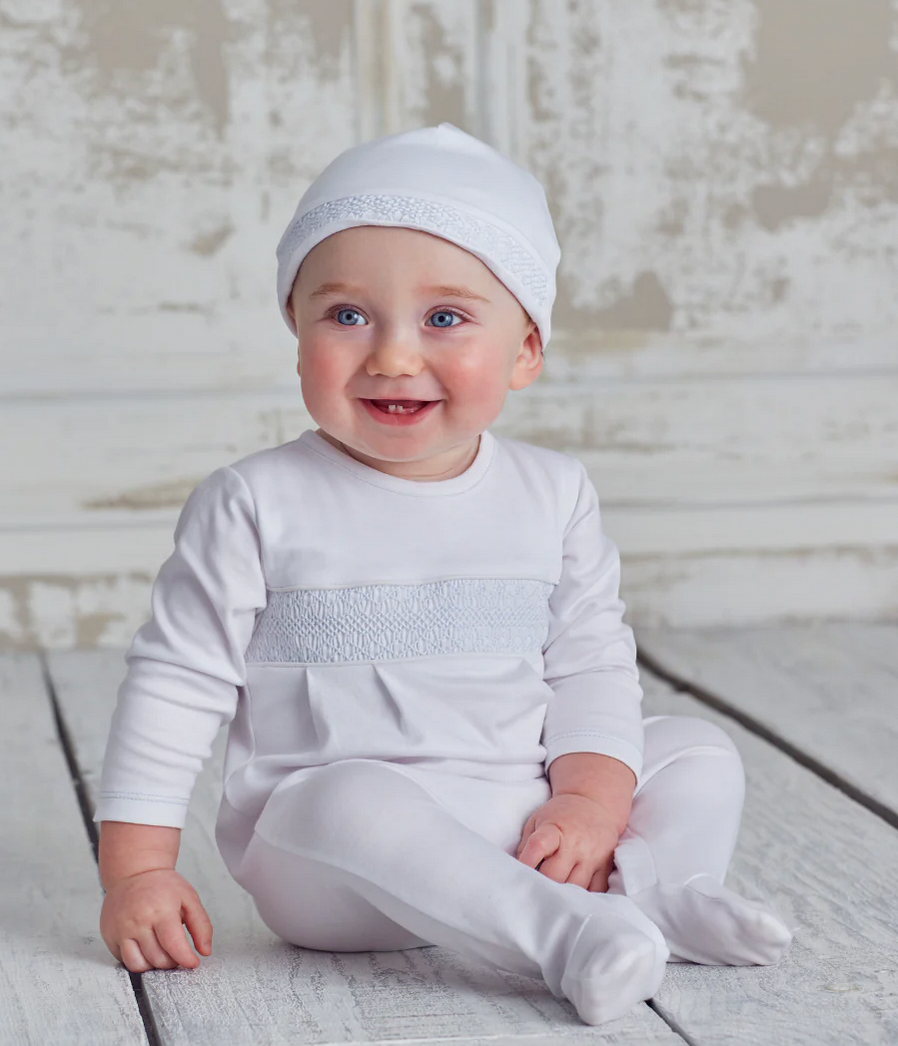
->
xmin=422 ymin=285 xmax=492 ymax=304
xmin=309 ymin=281 xmax=491 ymax=304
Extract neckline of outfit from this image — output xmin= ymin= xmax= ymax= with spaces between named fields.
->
xmin=299 ymin=427 xmax=496 ymax=496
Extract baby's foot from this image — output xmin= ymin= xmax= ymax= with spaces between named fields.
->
xmin=627 ymin=873 xmax=794 ymax=966
xmin=559 ymin=895 xmax=669 ymax=1026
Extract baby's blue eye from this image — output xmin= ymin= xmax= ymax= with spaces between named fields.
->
xmin=429 ymin=310 xmax=462 ymax=328
xmin=335 ymin=308 xmax=365 ymax=326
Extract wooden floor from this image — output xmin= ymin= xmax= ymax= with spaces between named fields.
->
xmin=4 ymin=622 xmax=898 ymax=1045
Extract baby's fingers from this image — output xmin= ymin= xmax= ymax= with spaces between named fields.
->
xmin=156 ymin=918 xmax=201 ymax=968
xmin=120 ymin=938 xmax=149 ymax=972
xmin=517 ymin=824 xmax=561 ymax=869
xmin=140 ymin=928 xmax=180 ymax=971
xmin=181 ymin=892 xmax=213 ymax=957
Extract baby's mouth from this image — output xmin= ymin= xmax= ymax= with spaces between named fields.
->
xmin=367 ymin=400 xmax=432 ymax=414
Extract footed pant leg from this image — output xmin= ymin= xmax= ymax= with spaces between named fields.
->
xmin=235 ymin=759 xmax=670 ymax=1026
xmin=610 ymin=715 xmax=746 ymax=892
xmin=606 ymin=715 xmax=794 ymax=965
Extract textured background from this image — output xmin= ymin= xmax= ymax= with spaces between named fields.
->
xmin=2 ymin=0 xmax=897 ymax=649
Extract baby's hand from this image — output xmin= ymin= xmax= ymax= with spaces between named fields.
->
xmin=515 ymin=794 xmax=622 ymax=893
xmin=100 ymin=868 xmax=213 ymax=972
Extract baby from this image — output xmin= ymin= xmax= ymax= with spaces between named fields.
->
xmin=95 ymin=123 xmax=793 ymax=1027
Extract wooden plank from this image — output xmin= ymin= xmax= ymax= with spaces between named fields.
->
xmin=539 ymin=331 xmax=898 ymax=382
xmin=5 ymin=375 xmax=898 ymax=530
xmin=49 ymin=648 xmax=683 ymax=1045
xmin=604 ymin=500 xmax=898 ymax=557
xmin=636 ymin=623 xmax=898 ymax=816
xmin=0 ymin=654 xmax=146 ymax=1046
xmin=5 ymin=500 xmax=898 ymax=575
xmin=621 ymin=548 xmax=898 ymax=627
xmin=4 ymin=330 xmax=897 ymax=399
xmin=4 ymin=527 xmax=898 ymax=653
xmin=4 ymin=543 xmax=898 ymax=652
xmin=637 ymin=667 xmax=898 ymax=1045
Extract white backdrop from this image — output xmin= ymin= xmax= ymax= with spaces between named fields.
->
xmin=2 ymin=0 xmax=897 ymax=649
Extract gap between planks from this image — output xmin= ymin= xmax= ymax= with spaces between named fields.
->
xmin=635 ymin=647 xmax=898 ymax=834
xmin=37 ymin=649 xmax=164 ymax=1046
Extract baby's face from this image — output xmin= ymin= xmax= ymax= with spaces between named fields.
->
xmin=287 ymin=226 xmax=542 ymax=481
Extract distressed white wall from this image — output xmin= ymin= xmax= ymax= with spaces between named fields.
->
xmin=1 ymin=0 xmax=897 ymax=649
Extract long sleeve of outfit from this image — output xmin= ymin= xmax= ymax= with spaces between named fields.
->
xmin=539 ymin=462 xmax=644 ymax=779
xmin=93 ymin=466 xmax=267 ymax=828
xmin=93 ymin=428 xmax=644 ymax=875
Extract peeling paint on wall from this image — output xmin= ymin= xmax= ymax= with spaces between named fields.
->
xmin=83 ymin=478 xmax=204 ymax=511
xmin=523 ymin=0 xmax=898 ymax=338
xmin=740 ymin=0 xmax=898 ymax=235
xmin=594 ymin=272 xmax=674 ymax=332
xmin=416 ymin=4 xmax=468 ymax=127
xmin=743 ymin=0 xmax=898 ymax=135
xmin=268 ymin=0 xmax=349 ymax=66
xmin=189 ymin=222 xmax=234 ymax=255
xmin=388 ymin=1 xmax=477 ymax=131
xmin=751 ymin=180 xmax=833 ymax=231
xmin=67 ymin=0 xmax=231 ymax=136
xmin=0 ymin=575 xmax=152 ymax=652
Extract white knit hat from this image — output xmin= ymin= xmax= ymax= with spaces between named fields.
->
xmin=275 ymin=122 xmax=561 ymax=352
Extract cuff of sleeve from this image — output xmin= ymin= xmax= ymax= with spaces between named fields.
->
xmin=543 ymin=733 xmax=643 ymax=782
xmin=92 ymin=794 xmax=189 ymax=829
